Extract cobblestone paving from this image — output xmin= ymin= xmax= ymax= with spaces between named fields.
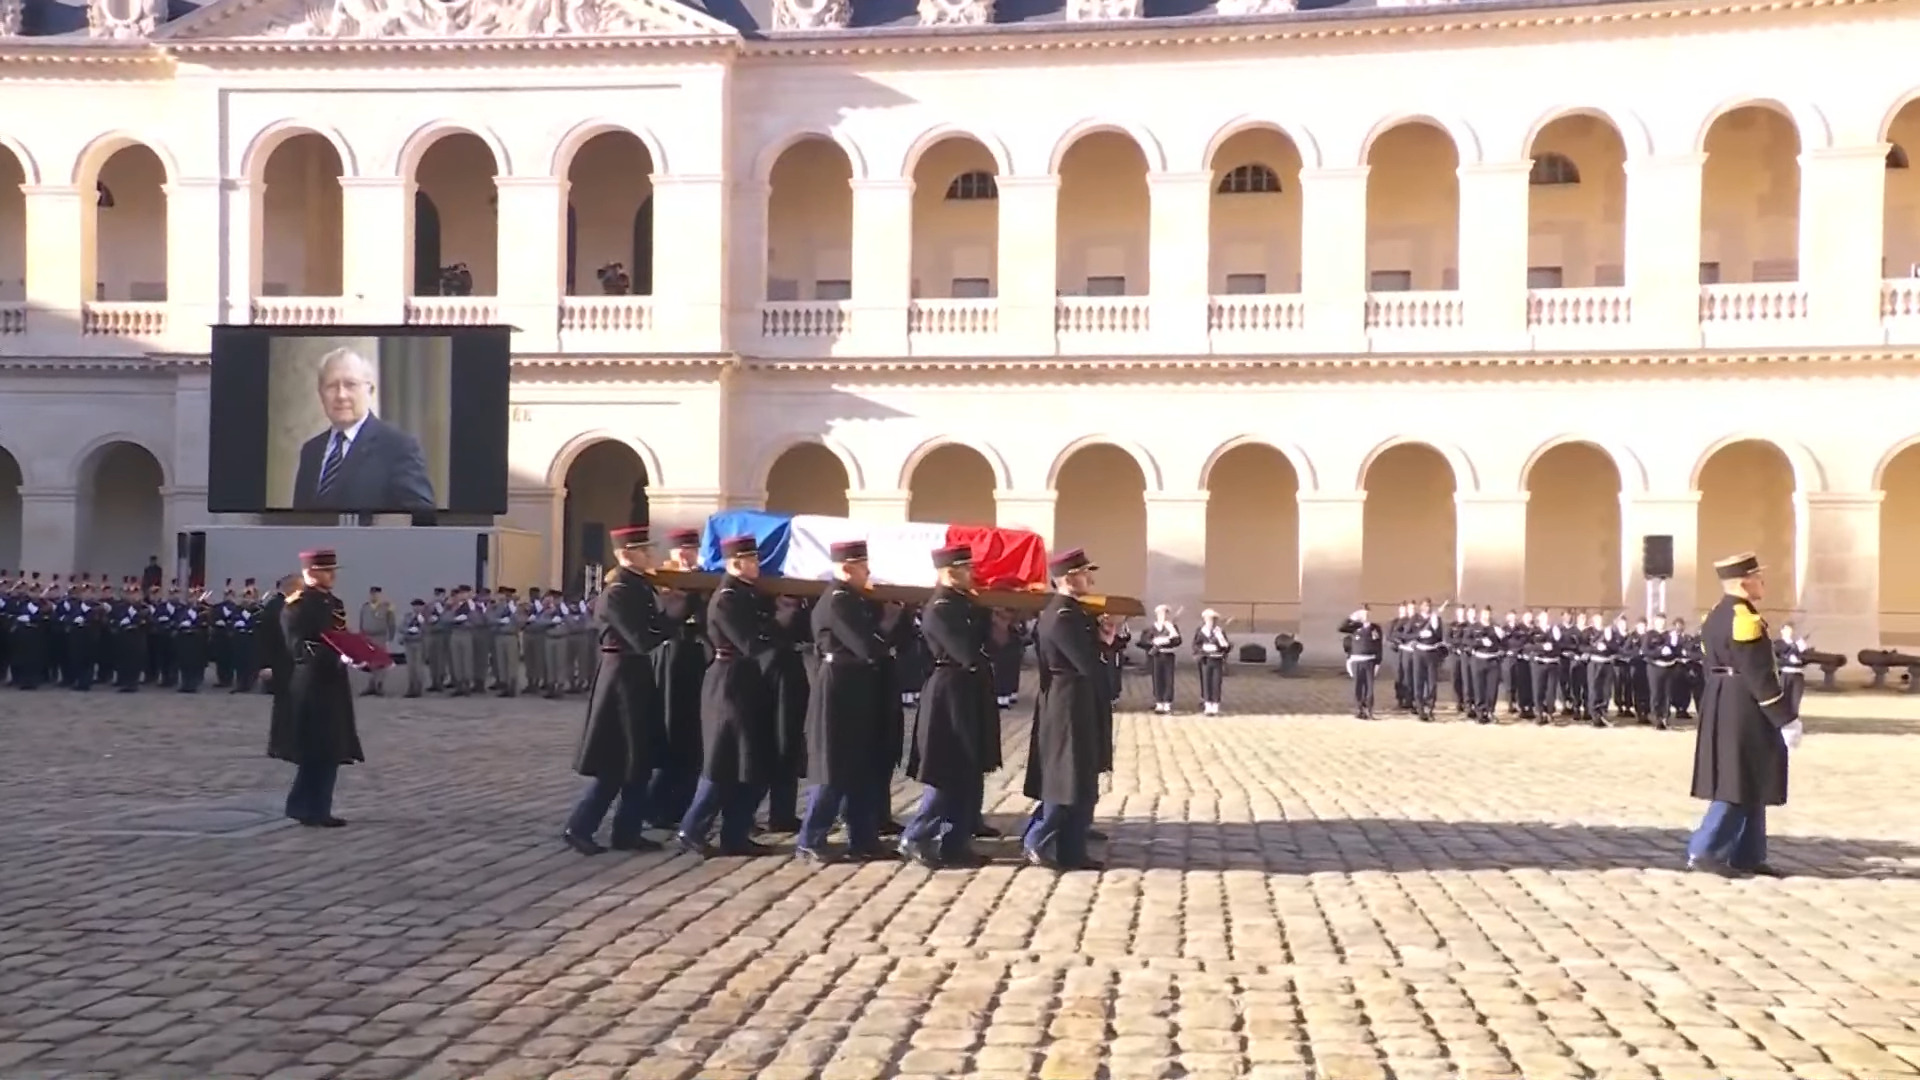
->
xmin=2 ymin=668 xmax=1919 ymax=1080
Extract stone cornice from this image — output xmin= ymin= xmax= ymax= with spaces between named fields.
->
xmin=0 ymin=352 xmax=739 ymax=372
xmin=737 ymin=349 xmax=1920 ymax=377
xmin=154 ymin=34 xmax=738 ymax=59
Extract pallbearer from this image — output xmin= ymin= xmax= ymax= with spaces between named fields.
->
xmin=900 ymin=544 xmax=998 ymax=868
xmin=1191 ymin=610 xmax=1230 ymax=716
xmin=676 ymin=535 xmax=780 ymax=858
xmin=269 ymin=550 xmax=364 ymax=828
xmin=1143 ymin=605 xmax=1182 ymax=715
xmin=1021 ymin=548 xmax=1116 ymax=872
xmin=1338 ymin=607 xmax=1384 ymax=720
xmin=796 ymin=540 xmax=893 ymax=864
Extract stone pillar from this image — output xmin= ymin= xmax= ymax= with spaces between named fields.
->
xmin=338 ymin=177 xmax=410 ymax=325
xmin=1798 ymin=146 xmax=1889 ymax=344
xmin=231 ymin=179 xmax=265 ymax=320
xmin=1296 ymin=492 xmax=1366 ymax=662
xmin=20 ymin=185 xmax=88 ymax=342
xmin=163 ymin=178 xmax=224 ymax=352
xmin=730 ymin=181 xmax=771 ymax=348
xmin=994 ymin=176 xmax=1060 ymax=353
xmin=1145 ymin=171 xmax=1214 ymax=350
xmin=1795 ymin=491 xmax=1881 ymax=665
xmin=18 ymin=487 xmax=77 ymax=573
xmin=492 ymin=176 xmax=567 ymax=354
xmin=1454 ymin=492 xmax=1528 ymax=612
xmin=1296 ymin=167 xmax=1370 ymax=353
xmin=159 ymin=485 xmax=212 ymax=559
xmin=849 ymin=178 xmax=914 ymax=356
xmin=846 ymin=488 xmax=911 ymax=523
xmin=1143 ymin=491 xmax=1207 ymax=613
xmin=993 ymin=488 xmax=1056 ymax=547
xmin=1619 ymin=492 xmax=1700 ymax=619
xmin=502 ymin=484 xmax=564 ymax=585
xmin=650 ymin=174 xmax=728 ymax=353
xmin=1456 ymin=162 xmax=1532 ymax=349
xmin=1623 ymin=154 xmax=1706 ymax=346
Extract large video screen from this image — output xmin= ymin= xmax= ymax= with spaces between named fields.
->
xmin=207 ymin=325 xmax=511 ymax=516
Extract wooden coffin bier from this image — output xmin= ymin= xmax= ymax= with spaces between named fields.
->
xmin=646 ymin=568 xmax=1146 ymax=618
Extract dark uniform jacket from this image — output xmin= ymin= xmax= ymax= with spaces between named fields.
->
xmin=268 ymin=586 xmax=365 ymax=767
xmin=575 ymin=567 xmax=670 ymax=783
xmin=652 ymin=587 xmax=710 ymax=777
xmin=1691 ymin=593 xmax=1796 ymax=806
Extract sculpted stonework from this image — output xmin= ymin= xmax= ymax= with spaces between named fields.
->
xmin=917 ymin=0 xmax=992 ymax=25
xmin=1066 ymin=0 xmax=1139 ymax=18
xmin=772 ymin=0 xmax=850 ymax=29
xmin=88 ymin=0 xmax=167 ymax=37
xmin=268 ymin=0 xmax=670 ymax=37
xmin=1214 ymin=0 xmax=1294 ymax=13
xmin=0 ymin=0 xmax=22 ymax=36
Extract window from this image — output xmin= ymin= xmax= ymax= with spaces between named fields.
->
xmin=945 ymin=171 xmax=998 ymax=201
xmin=1698 ymin=262 xmax=1721 ymax=285
xmin=1891 ymin=145 xmax=1910 ymax=170
xmin=1752 ymin=259 xmax=1798 ymax=283
xmin=814 ymin=279 xmax=852 ymax=301
xmin=1085 ymin=276 xmax=1126 ymax=296
xmin=1369 ymin=270 xmax=1412 ymax=292
xmin=1224 ymin=273 xmax=1268 ymax=295
xmin=1529 ymin=152 xmax=1581 ymax=186
xmin=766 ymin=278 xmax=799 ymax=302
xmin=1595 ymin=264 xmax=1625 ymax=287
xmin=951 ymin=277 xmax=992 ymax=298
xmin=1216 ymin=164 xmax=1281 ymax=195
xmin=1526 ymin=266 xmax=1565 ymax=289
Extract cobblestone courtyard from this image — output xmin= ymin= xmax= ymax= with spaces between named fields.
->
xmin=1 ymin=670 xmax=1918 ymax=1080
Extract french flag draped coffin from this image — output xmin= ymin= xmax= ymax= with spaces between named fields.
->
xmin=699 ymin=512 xmax=1048 ymax=589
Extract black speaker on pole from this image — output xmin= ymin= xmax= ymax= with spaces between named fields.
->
xmin=1642 ymin=534 xmax=1675 ymax=579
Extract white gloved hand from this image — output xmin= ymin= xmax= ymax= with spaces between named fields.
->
xmin=1781 ymin=719 xmax=1805 ymax=750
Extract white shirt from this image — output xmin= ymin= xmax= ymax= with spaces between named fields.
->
xmin=325 ymin=415 xmax=370 ymax=464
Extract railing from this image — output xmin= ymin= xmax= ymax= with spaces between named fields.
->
xmin=760 ymin=301 xmax=850 ymax=337
xmin=251 ymin=297 xmax=345 ymax=326
xmin=1056 ymin=296 xmax=1149 ymax=334
xmin=908 ymin=298 xmax=997 ymax=335
xmin=1209 ymin=294 xmax=1306 ymax=333
xmin=1699 ymin=282 xmax=1808 ymax=322
xmin=560 ymin=296 xmax=654 ymax=334
xmin=1528 ymin=286 xmax=1631 ymax=327
xmin=1365 ymin=290 xmax=1464 ymax=329
xmin=404 ymin=297 xmax=499 ymax=326
xmin=0 ymin=303 xmax=22 ymax=335
xmin=82 ymin=301 xmax=167 ymax=336
xmin=1882 ymin=279 xmax=1920 ymax=319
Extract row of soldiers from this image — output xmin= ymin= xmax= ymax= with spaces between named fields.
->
xmin=0 ymin=573 xmax=246 ymax=693
xmin=1339 ymin=600 xmax=1810 ymax=726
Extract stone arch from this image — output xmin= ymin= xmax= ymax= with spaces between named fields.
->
xmin=1358 ymin=113 xmax=1482 ymax=167
xmin=1693 ymin=97 xmax=1832 ymax=154
xmin=1354 ymin=436 xmax=1478 ymax=493
xmin=545 ymin=430 xmax=666 ymax=490
xmin=0 ymin=134 xmax=41 ymax=185
xmin=1047 ymin=119 xmax=1169 ymax=175
xmin=898 ymin=124 xmax=1013 ymax=179
xmin=1874 ymin=434 xmax=1920 ymax=489
xmin=1198 ymin=434 xmax=1319 ymax=491
xmin=1522 ymin=439 xmax=1625 ymax=609
xmin=1044 ymin=435 xmax=1163 ymax=491
xmin=239 ymin=121 xmax=359 ymax=184
xmin=756 ymin=433 xmax=866 ymax=493
xmin=549 ymin=119 xmax=669 ymax=178
xmin=1360 ymin=440 xmax=1459 ymax=602
xmin=1688 ymin=434 xmax=1825 ymax=493
xmin=1201 ymin=115 xmax=1324 ymax=171
xmin=71 ymin=432 xmax=171 ymax=489
xmin=1520 ymin=105 xmax=1653 ymax=160
xmin=391 ymin=120 xmax=511 ymax=178
xmin=1879 ymin=90 xmax=1920 ymax=142
xmin=754 ymin=129 xmax=869 ymax=185
xmin=896 ymin=436 xmax=1012 ymax=490
xmin=75 ymin=438 xmax=167 ymax=580
xmin=1518 ymin=435 xmax=1648 ymax=493
xmin=70 ymin=132 xmax=179 ymax=185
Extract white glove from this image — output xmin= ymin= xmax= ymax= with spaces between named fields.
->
xmin=1781 ymin=719 xmax=1804 ymax=751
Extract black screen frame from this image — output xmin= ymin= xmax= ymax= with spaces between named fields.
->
xmin=206 ymin=323 xmax=512 ymax=517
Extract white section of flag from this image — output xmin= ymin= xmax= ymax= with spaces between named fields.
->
xmin=783 ymin=516 xmax=950 ymax=587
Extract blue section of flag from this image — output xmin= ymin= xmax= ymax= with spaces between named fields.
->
xmin=699 ymin=510 xmax=794 ymax=574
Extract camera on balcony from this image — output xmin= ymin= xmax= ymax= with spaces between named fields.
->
xmin=436 ymin=263 xmax=473 ymax=297
xmin=597 ymin=262 xmax=631 ymax=296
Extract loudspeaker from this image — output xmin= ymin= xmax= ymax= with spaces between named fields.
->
xmin=186 ymin=532 xmax=206 ymax=590
xmin=1642 ymin=534 xmax=1675 ymax=579
xmin=474 ymin=532 xmax=490 ymax=590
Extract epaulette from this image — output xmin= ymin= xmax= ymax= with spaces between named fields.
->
xmin=286 ymin=589 xmax=305 ymax=602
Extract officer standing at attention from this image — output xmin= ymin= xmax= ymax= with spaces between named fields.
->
xmin=270 ymin=550 xmax=365 ymax=829
xmin=359 ymin=587 xmax=395 ymax=697
xmin=1687 ymin=552 xmax=1802 ymax=877
xmin=426 ymin=587 xmax=452 ymax=691
xmin=1466 ymin=606 xmax=1505 ymax=724
xmin=1337 ymin=607 xmax=1383 ymax=720
xmin=491 ymin=587 xmax=523 ymax=697
xmin=1143 ymin=605 xmax=1182 ymax=715
xmin=1773 ymin=623 xmax=1809 ymax=719
xmin=401 ymin=599 xmax=429 ymax=697
xmin=1410 ymin=604 xmax=1446 ymax=722
xmin=1191 ymin=610 xmax=1231 ymax=716
xmin=1645 ymin=613 xmax=1680 ymax=730
xmin=447 ymin=585 xmax=478 ymax=696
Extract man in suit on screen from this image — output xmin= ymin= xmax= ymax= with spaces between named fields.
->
xmin=290 ymin=346 xmax=436 ymax=514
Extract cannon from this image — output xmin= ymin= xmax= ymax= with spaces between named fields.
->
xmin=1856 ymin=648 xmax=1920 ymax=693
xmin=1266 ymin=633 xmax=1305 ymax=676
xmin=1802 ymin=649 xmax=1847 ymax=691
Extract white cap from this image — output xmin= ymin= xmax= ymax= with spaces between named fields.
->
xmin=1351 ymin=608 xmax=1367 ymax=622
xmin=1201 ymin=608 xmax=1220 ymax=620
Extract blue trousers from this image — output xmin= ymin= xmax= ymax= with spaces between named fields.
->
xmin=679 ymin=777 xmax=765 ymax=851
xmin=1023 ymin=800 xmax=1094 ymax=867
xmin=902 ymin=778 xmax=983 ymax=859
xmin=798 ymin=782 xmax=880 ymax=852
xmin=566 ymin=776 xmax=650 ymax=843
xmin=1689 ymin=800 xmax=1768 ymax=868
xmin=285 ymin=761 xmax=339 ymax=822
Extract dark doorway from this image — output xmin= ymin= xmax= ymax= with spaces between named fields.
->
xmin=412 ymin=191 xmax=442 ymax=295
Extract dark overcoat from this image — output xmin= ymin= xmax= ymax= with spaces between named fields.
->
xmin=267 ymin=588 xmax=365 ymax=767
xmin=991 ymin=618 xmax=1027 ymax=698
xmin=651 ymin=589 xmax=710 ymax=776
xmin=1021 ymin=593 xmax=1110 ymax=807
xmin=804 ymin=583 xmax=891 ymax=788
xmin=908 ymin=587 xmax=1001 ymax=790
xmin=699 ymin=576 xmax=780 ymax=785
xmin=769 ymin=599 xmax=813 ymax=781
xmin=575 ymin=568 xmax=670 ymax=782
xmin=1691 ymin=592 xmax=1795 ymax=806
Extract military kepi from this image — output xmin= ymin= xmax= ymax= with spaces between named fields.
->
xmin=931 ymin=544 xmax=972 ymax=568
xmin=1714 ymin=551 xmax=1762 ymax=580
xmin=300 ymin=548 xmax=338 ymax=571
xmin=720 ymin=535 xmax=759 ymax=559
xmin=1050 ymin=548 xmax=1096 ymax=577
xmin=609 ymin=525 xmax=650 ymax=549
xmin=830 ymin=540 xmax=869 ymax=562
xmin=666 ymin=527 xmax=700 ymax=547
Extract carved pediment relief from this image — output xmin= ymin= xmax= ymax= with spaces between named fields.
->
xmin=0 ymin=0 xmax=22 ymax=36
xmin=917 ymin=0 xmax=992 ymax=26
xmin=90 ymin=0 xmax=169 ymax=37
xmin=772 ymin=0 xmax=849 ymax=29
xmin=160 ymin=0 xmax=739 ymax=40
xmin=1065 ymin=0 xmax=1138 ymax=19
xmin=1214 ymin=0 xmax=1293 ymax=13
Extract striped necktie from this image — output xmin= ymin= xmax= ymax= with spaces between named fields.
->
xmin=317 ymin=432 xmax=347 ymax=494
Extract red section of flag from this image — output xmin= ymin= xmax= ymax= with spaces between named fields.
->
xmin=945 ymin=524 xmax=1048 ymax=590
xmin=322 ymin=630 xmax=396 ymax=670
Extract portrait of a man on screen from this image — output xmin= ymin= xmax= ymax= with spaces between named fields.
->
xmin=289 ymin=347 xmax=435 ymax=514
